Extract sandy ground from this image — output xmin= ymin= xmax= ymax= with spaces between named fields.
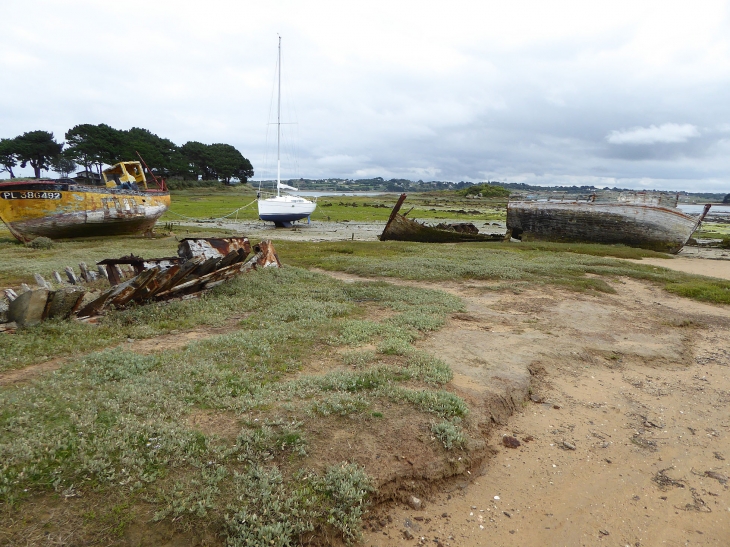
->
xmin=359 ymin=276 xmax=730 ymax=547
xmin=174 ymin=219 xmax=506 ymax=242
xmin=627 ymin=248 xmax=730 ymax=281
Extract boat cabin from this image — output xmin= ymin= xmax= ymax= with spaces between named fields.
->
xmin=102 ymin=162 xmax=148 ymax=190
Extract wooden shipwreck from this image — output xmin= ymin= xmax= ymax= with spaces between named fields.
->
xmin=1 ymin=237 xmax=280 ymax=329
xmin=507 ymin=193 xmax=711 ymax=254
xmin=380 ymin=194 xmax=505 ymax=243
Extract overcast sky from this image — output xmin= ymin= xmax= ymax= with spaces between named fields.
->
xmin=2 ymin=0 xmax=729 ymax=191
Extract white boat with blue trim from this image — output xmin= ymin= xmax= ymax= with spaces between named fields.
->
xmin=257 ymin=36 xmax=316 ymax=228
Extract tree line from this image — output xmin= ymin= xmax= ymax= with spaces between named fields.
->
xmin=0 ymin=125 xmax=253 ymax=184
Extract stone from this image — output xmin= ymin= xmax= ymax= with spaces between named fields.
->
xmin=407 ymin=495 xmax=422 ymax=510
xmin=502 ymin=435 xmax=521 ymax=449
xmin=8 ymin=288 xmax=49 ymax=327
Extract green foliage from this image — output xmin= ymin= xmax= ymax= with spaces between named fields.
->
xmin=11 ymin=130 xmax=63 ymax=178
xmin=224 ymin=463 xmax=372 ymax=546
xmin=26 ymin=236 xmax=54 ymax=250
xmin=664 ymin=280 xmax=730 ymax=304
xmin=459 ymin=183 xmax=511 ymax=198
xmin=431 ymin=420 xmax=466 ymax=450
xmin=62 ymin=123 xmax=253 ymax=182
xmin=0 ymin=257 xmax=469 ymax=543
xmin=0 ymin=137 xmax=19 ymax=177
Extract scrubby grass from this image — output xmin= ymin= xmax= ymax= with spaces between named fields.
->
xmin=278 ymin=240 xmax=730 ymax=304
xmin=0 ymin=267 xmax=467 ymax=544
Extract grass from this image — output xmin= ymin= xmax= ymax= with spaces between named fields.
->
xmin=277 ymin=240 xmax=730 ymax=304
xmin=0 ymin=266 xmax=468 ymax=545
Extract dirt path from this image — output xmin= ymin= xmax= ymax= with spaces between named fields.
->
xmin=362 ymin=278 xmax=730 ymax=547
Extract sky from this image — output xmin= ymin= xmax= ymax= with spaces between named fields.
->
xmin=1 ymin=0 xmax=729 ymax=192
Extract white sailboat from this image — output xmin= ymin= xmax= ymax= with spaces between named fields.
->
xmin=258 ymin=36 xmax=316 ymax=228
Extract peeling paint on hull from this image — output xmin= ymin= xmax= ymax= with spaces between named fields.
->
xmin=507 ymin=201 xmax=704 ymax=253
xmin=0 ymin=181 xmax=170 ymax=242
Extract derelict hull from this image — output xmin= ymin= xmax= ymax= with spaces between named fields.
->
xmin=506 ymin=201 xmax=701 ymax=254
xmin=0 ymin=181 xmax=170 ymax=242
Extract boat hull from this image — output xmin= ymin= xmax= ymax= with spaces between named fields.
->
xmin=506 ymin=201 xmax=700 ymax=253
xmin=258 ymin=196 xmax=316 ymax=227
xmin=0 ymin=181 xmax=170 ymax=242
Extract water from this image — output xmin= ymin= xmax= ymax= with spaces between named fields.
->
xmin=678 ymin=204 xmax=730 ymax=214
xmin=292 ymin=191 xmax=387 ymax=197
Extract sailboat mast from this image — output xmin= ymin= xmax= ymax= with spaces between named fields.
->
xmin=276 ymin=35 xmax=281 ymax=197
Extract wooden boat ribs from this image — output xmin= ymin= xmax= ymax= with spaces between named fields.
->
xmin=1 ymin=237 xmax=281 ymax=328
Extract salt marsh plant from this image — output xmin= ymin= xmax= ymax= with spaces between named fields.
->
xmin=0 ymin=267 xmax=467 ymax=544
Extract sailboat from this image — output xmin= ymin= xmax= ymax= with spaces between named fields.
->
xmin=257 ymin=36 xmax=316 ymax=228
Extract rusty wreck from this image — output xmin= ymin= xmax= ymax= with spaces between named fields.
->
xmin=380 ymin=194 xmax=505 ymax=243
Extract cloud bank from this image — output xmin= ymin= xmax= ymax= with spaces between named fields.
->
xmin=0 ymin=0 xmax=728 ymax=192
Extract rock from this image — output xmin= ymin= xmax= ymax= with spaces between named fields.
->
xmin=407 ymin=495 xmax=422 ymax=510
xmin=503 ymin=511 xmax=511 ymax=518
xmin=562 ymin=441 xmax=576 ymax=450
xmin=599 ymin=529 xmax=610 ymax=536
xmin=522 ymin=435 xmax=534 ymax=442
xmin=502 ymin=435 xmax=521 ymax=449
xmin=8 ymin=288 xmax=49 ymax=327
xmin=553 ymin=404 xmax=562 ymax=409
xmin=402 ymin=529 xmax=414 ymax=540
xmin=530 ymin=394 xmax=544 ymax=403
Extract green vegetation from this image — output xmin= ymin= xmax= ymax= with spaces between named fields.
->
xmin=1 ymin=123 xmax=253 ymax=183
xmin=0 ymin=267 xmax=466 ymax=544
xmin=458 ymin=183 xmax=511 ymax=198
xmin=277 ymin=240 xmax=730 ymax=304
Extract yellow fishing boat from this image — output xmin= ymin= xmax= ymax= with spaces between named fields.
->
xmin=0 ymin=161 xmax=170 ymax=242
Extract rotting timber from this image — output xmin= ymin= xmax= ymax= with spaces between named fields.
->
xmin=507 ymin=192 xmax=711 ymax=254
xmin=380 ymin=193 xmax=505 ymax=243
xmin=0 ymin=160 xmax=169 ymax=242
xmin=1 ymin=237 xmax=280 ymax=328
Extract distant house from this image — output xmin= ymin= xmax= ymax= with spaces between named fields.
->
xmin=75 ymin=170 xmax=103 ymax=185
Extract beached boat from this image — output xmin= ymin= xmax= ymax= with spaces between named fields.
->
xmin=507 ymin=193 xmax=711 ymax=253
xmin=0 ymin=161 xmax=170 ymax=242
xmin=380 ymin=193 xmax=505 ymax=243
xmin=257 ymin=36 xmax=316 ymax=228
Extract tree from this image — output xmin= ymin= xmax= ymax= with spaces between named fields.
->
xmin=50 ymin=155 xmax=77 ymax=178
xmin=0 ymin=138 xmax=18 ymax=178
xmin=180 ymin=141 xmax=214 ymax=180
xmin=122 ymin=127 xmax=187 ymax=176
xmin=723 ymin=194 xmax=730 ymax=204
xmin=13 ymin=131 xmax=63 ymax=178
xmin=65 ymin=124 xmax=125 ymax=175
xmin=207 ymin=143 xmax=253 ymax=183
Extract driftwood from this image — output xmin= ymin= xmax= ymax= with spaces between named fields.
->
xmin=380 ymin=194 xmax=505 ymax=243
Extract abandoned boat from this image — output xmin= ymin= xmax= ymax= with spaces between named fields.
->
xmin=380 ymin=194 xmax=505 ymax=243
xmin=506 ymin=192 xmax=711 ymax=253
xmin=257 ymin=36 xmax=316 ymax=228
xmin=0 ymin=161 xmax=170 ymax=242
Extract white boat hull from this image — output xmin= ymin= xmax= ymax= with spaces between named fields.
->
xmin=258 ymin=195 xmax=316 ymax=227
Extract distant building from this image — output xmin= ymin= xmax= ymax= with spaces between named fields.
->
xmin=74 ymin=170 xmax=103 ymax=185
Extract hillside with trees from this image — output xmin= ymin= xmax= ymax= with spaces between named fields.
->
xmin=0 ymin=124 xmax=254 ymax=184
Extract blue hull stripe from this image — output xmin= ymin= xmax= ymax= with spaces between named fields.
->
xmin=259 ymin=213 xmax=311 ymax=222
